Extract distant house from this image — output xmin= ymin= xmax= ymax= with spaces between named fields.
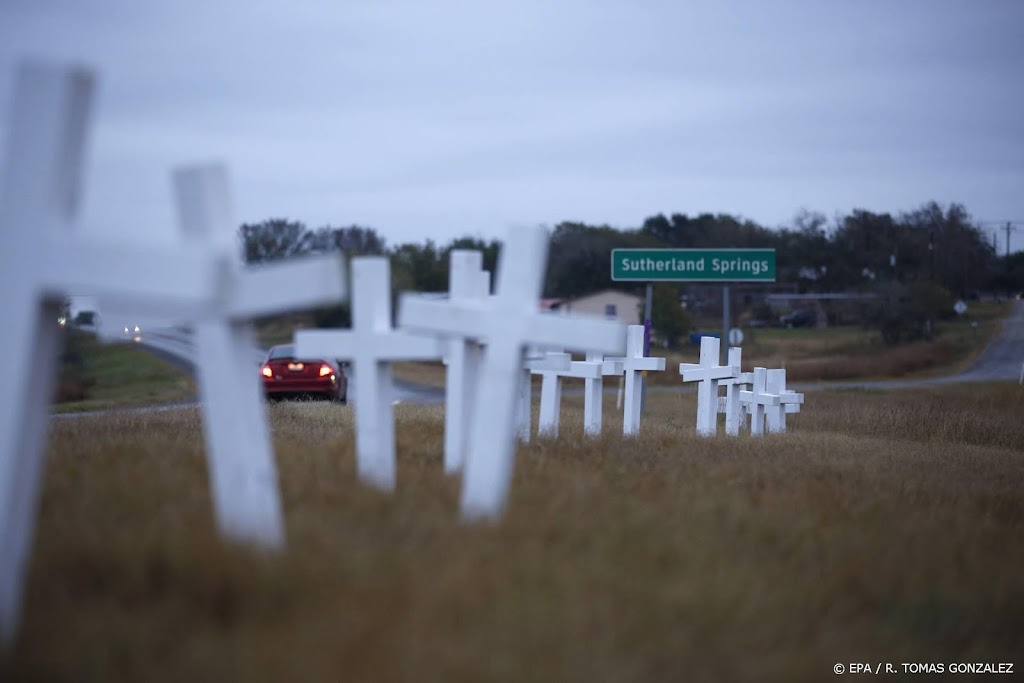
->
xmin=551 ymin=289 xmax=643 ymax=325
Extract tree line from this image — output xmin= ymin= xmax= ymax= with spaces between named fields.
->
xmin=239 ymin=202 xmax=1023 ymax=344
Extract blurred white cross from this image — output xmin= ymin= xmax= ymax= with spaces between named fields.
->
xmin=398 ymin=225 xmax=627 ymax=519
xmin=296 ymin=257 xmax=443 ymax=491
xmin=442 ymin=251 xmax=490 ymax=474
xmin=0 ymin=63 xmax=346 ymax=646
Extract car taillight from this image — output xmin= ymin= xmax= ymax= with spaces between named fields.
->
xmin=261 ymin=366 xmax=273 ymax=378
xmin=319 ymin=364 xmax=333 ymax=377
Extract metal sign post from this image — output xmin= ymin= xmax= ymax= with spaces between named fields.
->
xmin=641 ymin=282 xmax=653 ymax=413
xmin=722 ymin=285 xmax=730 ymax=365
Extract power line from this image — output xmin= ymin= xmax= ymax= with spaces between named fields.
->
xmin=977 ymin=221 xmax=1023 ymax=257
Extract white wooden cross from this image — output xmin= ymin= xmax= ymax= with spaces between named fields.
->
xmin=533 ymin=351 xmax=571 ymax=438
xmin=584 ymin=352 xmax=624 ymax=436
xmin=0 ymin=63 xmax=347 ymax=645
xmin=765 ymin=368 xmax=804 ymax=434
xmin=680 ymin=336 xmax=739 ymax=437
xmin=715 ymin=346 xmax=753 ymax=436
xmin=295 ymin=257 xmax=443 ymax=491
xmin=739 ymin=367 xmax=780 ymax=437
xmin=518 ymin=349 xmax=571 ymax=442
xmin=172 ymin=164 xmax=348 ymax=550
xmin=532 ymin=352 xmax=603 ymax=438
xmin=606 ymin=325 xmax=666 ymax=436
xmin=442 ymin=250 xmax=490 ymax=474
xmin=398 ymin=225 xmax=627 ymax=519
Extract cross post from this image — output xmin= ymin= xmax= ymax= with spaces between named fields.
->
xmin=584 ymin=352 xmax=624 ymax=436
xmin=519 ymin=351 xmax=571 ymax=442
xmin=716 ymin=347 xmax=752 ymax=436
xmin=442 ymin=251 xmax=490 ymax=474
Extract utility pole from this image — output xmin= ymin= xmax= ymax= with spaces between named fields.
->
xmin=1004 ymin=221 xmax=1017 ymax=258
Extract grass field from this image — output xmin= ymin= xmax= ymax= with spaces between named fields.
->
xmin=53 ymin=333 xmax=195 ymax=414
xmin=394 ymin=302 xmax=1012 ymax=388
xmin=6 ymin=383 xmax=1023 ymax=681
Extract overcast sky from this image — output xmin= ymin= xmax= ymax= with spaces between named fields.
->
xmin=2 ymin=0 xmax=1023 ymax=252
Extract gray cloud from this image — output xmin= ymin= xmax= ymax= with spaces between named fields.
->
xmin=1 ymin=0 xmax=1022 ymax=251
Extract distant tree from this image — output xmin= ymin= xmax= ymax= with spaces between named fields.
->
xmin=240 ymin=218 xmax=313 ymax=264
xmin=899 ymin=202 xmax=996 ymax=296
xmin=989 ymin=251 xmax=1024 ymax=297
xmin=544 ymin=222 xmax=658 ymax=298
xmin=309 ymin=225 xmax=387 ymax=256
xmin=650 ymin=283 xmax=691 ymax=348
xmin=390 ymin=240 xmax=446 ymax=293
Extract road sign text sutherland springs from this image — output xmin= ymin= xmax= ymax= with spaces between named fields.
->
xmin=611 ymin=249 xmax=776 ymax=282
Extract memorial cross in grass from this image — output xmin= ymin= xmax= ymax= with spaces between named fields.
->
xmin=295 ymin=257 xmax=444 ymax=491
xmin=715 ymin=347 xmax=753 ymax=436
xmin=442 ymin=251 xmax=490 ymax=474
xmin=739 ymin=368 xmax=780 ymax=437
xmin=583 ymin=352 xmax=624 ymax=436
xmin=0 ymin=63 xmax=347 ymax=646
xmin=398 ymin=225 xmax=627 ymax=519
xmin=680 ymin=336 xmax=739 ymax=436
xmin=533 ymin=352 xmax=603 ymax=438
xmin=765 ymin=368 xmax=804 ymax=434
xmin=607 ymin=325 xmax=666 ymax=436
xmin=519 ymin=350 xmax=571 ymax=442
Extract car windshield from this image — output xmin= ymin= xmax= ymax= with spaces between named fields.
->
xmin=268 ymin=345 xmax=295 ymax=360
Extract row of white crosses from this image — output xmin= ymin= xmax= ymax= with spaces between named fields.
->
xmin=0 ymin=63 xmax=351 ymax=644
xmin=0 ymin=60 xmax=805 ymax=646
xmin=680 ymin=336 xmax=805 ymax=437
xmin=520 ymin=325 xmax=662 ymax=440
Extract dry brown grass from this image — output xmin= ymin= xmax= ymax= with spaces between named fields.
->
xmin=5 ymin=385 xmax=1023 ymax=682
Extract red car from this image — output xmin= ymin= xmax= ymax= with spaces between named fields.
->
xmin=260 ymin=344 xmax=347 ymax=402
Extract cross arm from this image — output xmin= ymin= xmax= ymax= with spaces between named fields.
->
xmin=525 ymin=314 xmax=626 ymax=356
xmin=398 ymin=295 xmax=486 ymax=339
xmin=780 ymin=391 xmax=805 ymax=405
xmin=565 ymin=361 xmax=603 ymax=379
xmin=679 ymin=363 xmax=740 ymax=383
xmin=719 ymin=372 xmax=754 ymax=387
xmin=601 ymin=359 xmax=625 ymax=375
xmin=227 ymin=254 xmax=347 ymax=320
xmin=525 ymin=353 xmax=571 ymax=372
xmin=41 ymin=239 xmax=226 ymax=319
xmin=739 ymin=390 xmax=780 ymax=406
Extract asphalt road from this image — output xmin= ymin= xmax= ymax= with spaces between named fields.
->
xmin=135 ymin=327 xmax=446 ymax=405
xmin=86 ymin=301 xmax=1022 ymax=420
xmin=788 ymin=300 xmax=1024 ymax=392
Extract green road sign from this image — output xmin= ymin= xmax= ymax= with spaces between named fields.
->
xmin=611 ymin=248 xmax=776 ymax=282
